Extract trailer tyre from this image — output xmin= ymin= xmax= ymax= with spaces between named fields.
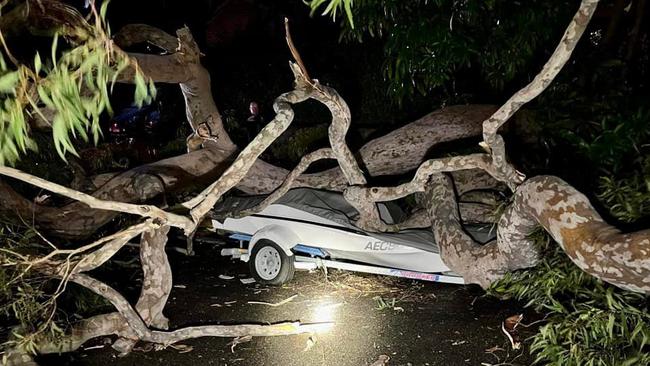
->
xmin=249 ymin=240 xmax=295 ymax=285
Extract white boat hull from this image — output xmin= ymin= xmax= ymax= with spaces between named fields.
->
xmin=212 ymin=204 xmax=452 ymax=274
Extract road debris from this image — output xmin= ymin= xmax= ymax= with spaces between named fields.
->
xmin=501 ymin=314 xmax=523 ymax=350
xmin=303 ymin=336 xmax=316 ymax=352
xmin=247 ymin=294 xmax=298 ymax=307
xmin=219 ymin=274 xmax=235 ymax=280
xmin=485 ymin=346 xmax=505 ymax=353
xmin=82 ymin=345 xmax=104 ymax=351
xmin=370 ymin=354 xmax=390 ymax=366
xmin=227 ymin=335 xmax=253 ymax=353
xmin=240 ymin=278 xmax=256 ymax=284
xmin=169 ymin=344 xmax=194 ymax=353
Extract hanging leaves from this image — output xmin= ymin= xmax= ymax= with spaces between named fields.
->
xmin=0 ymin=1 xmax=156 ymax=165
xmin=307 ymin=0 xmax=355 ymax=28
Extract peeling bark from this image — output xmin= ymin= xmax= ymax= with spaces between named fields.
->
xmin=426 ymin=174 xmax=539 ymax=288
xmin=428 ymin=174 xmax=650 ymax=294
xmin=505 ymin=176 xmax=650 ymax=293
xmin=113 ymin=225 xmax=172 ymax=354
xmin=458 ymin=202 xmax=499 ymax=224
xmin=343 ymin=154 xmax=503 ymax=232
xmin=116 ymin=25 xmax=236 ymax=153
xmin=479 ymin=0 xmax=599 ymax=188
xmin=134 ymin=225 xmax=172 ymax=330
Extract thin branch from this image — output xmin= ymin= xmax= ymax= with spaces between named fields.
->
xmin=73 ymin=221 xmax=155 ymax=273
xmin=0 ymin=166 xmax=193 ymax=232
xmin=480 ymin=0 xmax=599 ymax=187
xmin=184 ymin=63 xmax=312 ymax=223
xmin=113 ymin=24 xmax=179 ymax=53
xmin=70 ymin=274 xmax=332 ymax=344
xmin=284 ymin=18 xmax=312 ymax=84
xmin=342 ymin=154 xmax=496 ymax=231
xmin=247 ymin=294 xmax=298 ymax=307
xmin=239 ymin=148 xmax=334 ymax=216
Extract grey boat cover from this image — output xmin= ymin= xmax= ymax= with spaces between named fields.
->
xmin=212 ymin=188 xmax=496 ymax=254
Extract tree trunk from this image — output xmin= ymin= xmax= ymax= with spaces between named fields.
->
xmin=428 ymin=174 xmax=650 ymax=294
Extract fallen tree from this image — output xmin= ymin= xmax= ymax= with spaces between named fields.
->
xmin=1 ymin=0 xmax=648 ymax=364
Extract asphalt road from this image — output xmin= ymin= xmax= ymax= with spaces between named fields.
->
xmin=40 ymin=239 xmax=536 ymax=366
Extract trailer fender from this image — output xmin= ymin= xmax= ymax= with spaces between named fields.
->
xmin=249 ymin=225 xmax=300 ymax=257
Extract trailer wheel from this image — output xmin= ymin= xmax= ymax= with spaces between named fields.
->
xmin=249 ymin=240 xmax=295 ymax=285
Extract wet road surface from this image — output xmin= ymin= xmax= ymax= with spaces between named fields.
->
xmin=40 ymin=239 xmax=536 ymax=366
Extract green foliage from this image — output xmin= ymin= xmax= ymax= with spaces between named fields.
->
xmin=542 ymin=93 xmax=650 ymax=175
xmin=0 ymin=1 xmax=156 ymax=166
xmin=0 ymin=222 xmax=112 ymax=354
xmin=0 ymin=223 xmax=64 ymax=353
xmin=489 ymin=231 xmax=650 ymax=365
xmin=598 ymin=157 xmax=650 ymax=223
xmin=307 ymin=0 xmax=355 ymax=28
xmin=532 ymin=54 xmax=650 ymax=223
xmin=269 ymin=125 xmax=328 ymax=164
xmin=310 ymin=0 xmax=574 ymax=103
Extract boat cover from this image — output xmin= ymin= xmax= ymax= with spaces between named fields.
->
xmin=212 ymin=188 xmax=496 ymax=253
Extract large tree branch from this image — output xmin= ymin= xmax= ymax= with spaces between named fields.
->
xmin=342 ymin=155 xmax=501 ymax=231
xmin=429 ymin=174 xmax=650 ymax=294
xmin=0 ymin=0 xmax=93 ymax=42
xmin=479 ymin=0 xmax=599 ymax=188
xmin=113 ymin=225 xmax=173 ymax=355
xmin=311 ymin=84 xmax=366 ymax=186
xmin=113 ymin=24 xmax=179 ymax=53
xmin=0 ymin=166 xmax=193 ymax=232
xmin=0 ymin=147 xmax=231 ymax=239
xmin=4 ymin=312 xmax=135 ymax=365
xmin=120 ymin=53 xmax=192 ymax=84
xmin=426 ymin=174 xmax=539 ymax=288
xmin=505 ymin=176 xmax=650 ymax=293
xmin=134 ymin=225 xmax=172 ymax=330
xmin=73 ymin=221 xmax=156 ymax=273
xmin=114 ymin=25 xmax=236 ymax=153
xmin=239 ymin=148 xmax=335 ymax=216
xmin=70 ymin=273 xmax=331 ymax=344
xmin=185 ymin=63 xmax=312 ymax=223
xmin=238 ymin=105 xmax=498 ymax=194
